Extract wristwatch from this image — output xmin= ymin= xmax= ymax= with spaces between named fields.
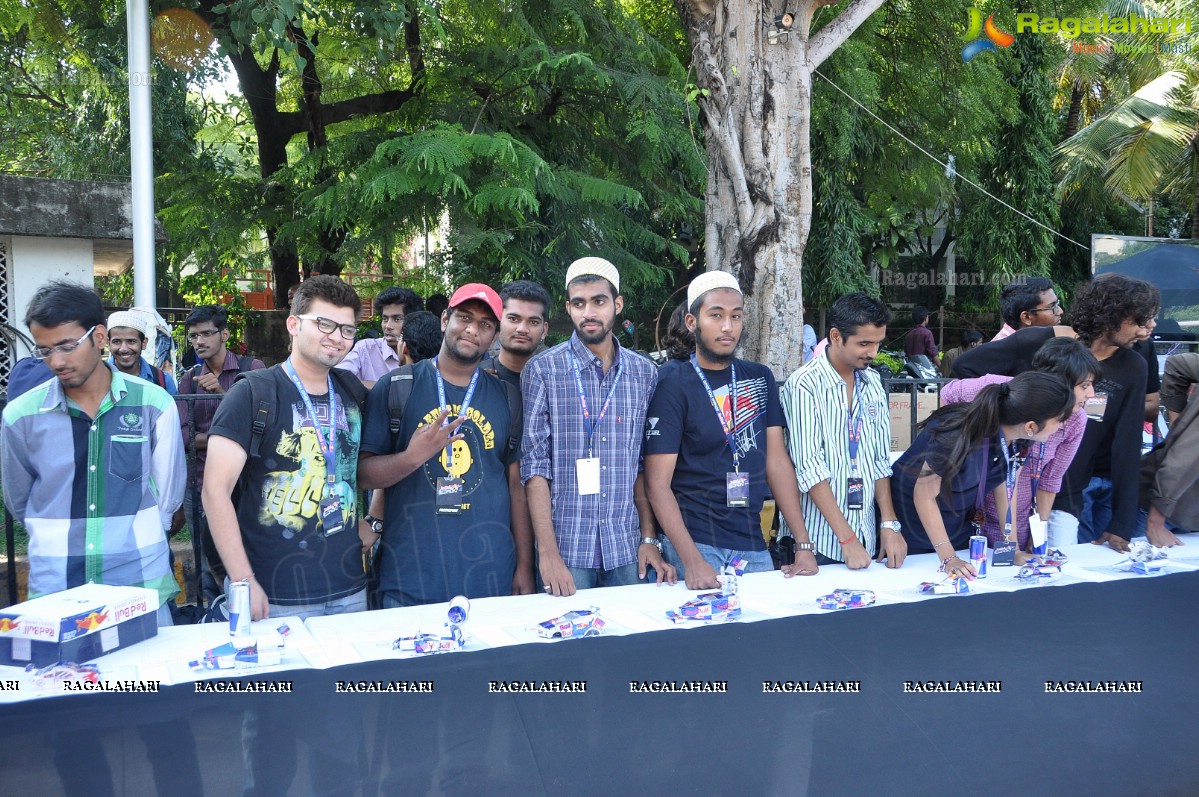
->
xmin=880 ymin=520 xmax=902 ymax=533
xmin=363 ymin=515 xmax=384 ymax=535
xmin=794 ymin=540 xmax=815 ymax=552
xmin=640 ymin=536 xmax=663 ymax=552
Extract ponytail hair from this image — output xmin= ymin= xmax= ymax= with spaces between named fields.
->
xmin=920 ymin=371 xmax=1075 ymax=501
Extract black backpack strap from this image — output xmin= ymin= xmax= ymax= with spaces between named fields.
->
xmin=234 ymin=369 xmax=279 ymax=459
xmin=237 ymin=355 xmax=256 ymax=373
xmin=387 ymin=364 xmax=416 ymax=436
xmin=500 ymin=376 xmax=523 ymax=461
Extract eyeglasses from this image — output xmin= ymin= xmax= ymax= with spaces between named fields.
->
xmin=297 ymin=315 xmax=358 ymax=340
xmin=186 ymin=328 xmax=221 ymax=342
xmin=1031 ymin=300 xmax=1062 ymax=313
xmin=32 ymin=326 xmax=96 ymax=360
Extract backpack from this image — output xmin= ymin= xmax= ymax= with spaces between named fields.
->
xmin=386 ymin=362 xmax=523 ymax=461
xmin=237 ymin=366 xmax=369 ymax=458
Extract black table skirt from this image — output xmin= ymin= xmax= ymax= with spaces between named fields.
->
xmin=2 ymin=572 xmax=1197 ymax=796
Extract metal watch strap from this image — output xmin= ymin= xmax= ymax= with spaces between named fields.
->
xmin=640 ymin=536 xmax=662 ymax=551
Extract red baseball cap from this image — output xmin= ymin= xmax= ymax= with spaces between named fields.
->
xmin=448 ymin=283 xmax=502 ymax=321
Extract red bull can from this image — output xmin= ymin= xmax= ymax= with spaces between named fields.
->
xmin=229 ymin=579 xmax=252 ymax=639
xmin=969 ymin=534 xmax=988 ymax=579
xmin=447 ymin=595 xmax=470 ymax=625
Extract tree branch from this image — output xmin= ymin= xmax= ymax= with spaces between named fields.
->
xmin=807 ymin=0 xmax=887 ymax=69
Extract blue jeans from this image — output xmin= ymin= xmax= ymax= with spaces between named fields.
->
xmin=567 ymin=562 xmax=642 ymax=589
xmin=267 ymin=587 xmax=367 ymax=621
xmin=1078 ymin=476 xmax=1113 ymax=543
xmin=660 ymin=538 xmax=774 ymax=581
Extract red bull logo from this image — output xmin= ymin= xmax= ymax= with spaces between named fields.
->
xmin=0 ymin=617 xmax=20 ymax=633
xmin=75 ymin=610 xmax=109 ymax=632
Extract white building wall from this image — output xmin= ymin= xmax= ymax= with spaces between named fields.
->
xmin=9 ymin=236 xmax=94 ymax=358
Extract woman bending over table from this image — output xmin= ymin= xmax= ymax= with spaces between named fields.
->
xmin=939 ymin=338 xmax=1099 ymax=563
xmin=891 ymin=371 xmax=1076 ymax=579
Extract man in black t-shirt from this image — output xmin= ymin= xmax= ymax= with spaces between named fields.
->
xmin=358 ymin=283 xmax=534 ymax=605
xmin=480 ymin=279 xmax=550 ymax=391
xmin=644 ymin=272 xmax=816 ymax=589
xmin=204 ymin=276 xmax=371 ymax=619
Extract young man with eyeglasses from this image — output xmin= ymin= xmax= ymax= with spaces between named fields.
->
xmin=203 ymin=276 xmax=372 ymax=620
xmin=358 ymin=283 xmax=535 ymax=604
xmin=993 ymin=277 xmax=1063 ymax=341
xmin=2 ymin=280 xmax=185 ymax=619
xmin=176 ymin=305 xmax=265 ymax=601
xmin=336 ymin=285 xmax=423 ymax=388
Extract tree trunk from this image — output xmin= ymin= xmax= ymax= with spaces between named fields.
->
xmin=1063 ymin=82 xmax=1085 ymax=140
xmin=677 ymin=0 xmax=886 ymax=376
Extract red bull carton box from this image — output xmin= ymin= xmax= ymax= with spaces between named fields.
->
xmin=0 ymin=584 xmax=158 ymax=667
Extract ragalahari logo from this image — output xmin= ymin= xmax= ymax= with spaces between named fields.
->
xmin=962 ymin=8 xmax=1015 ymax=62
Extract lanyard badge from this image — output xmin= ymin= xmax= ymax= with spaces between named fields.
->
xmin=689 ymin=356 xmax=746 ymax=507
xmin=991 ymin=434 xmax=1026 ymax=567
xmin=433 ymin=357 xmax=480 ymax=515
xmin=570 ymin=347 xmax=624 ymax=496
xmin=283 ymin=360 xmax=344 ymax=536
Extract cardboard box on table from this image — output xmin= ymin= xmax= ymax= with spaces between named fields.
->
xmin=0 ymin=584 xmax=158 ymax=667
xmin=889 ymin=393 xmax=940 ymax=452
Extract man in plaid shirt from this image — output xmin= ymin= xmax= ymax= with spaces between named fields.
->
xmin=2 ymin=281 xmax=184 ymax=622
xmin=521 ymin=258 xmax=676 ymax=596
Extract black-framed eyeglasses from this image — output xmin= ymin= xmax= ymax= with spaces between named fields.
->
xmin=32 ymin=325 xmax=96 ymax=360
xmin=297 ymin=314 xmax=358 ymax=340
xmin=1031 ymin=300 xmax=1062 ymax=313
xmin=186 ymin=328 xmax=222 ymax=342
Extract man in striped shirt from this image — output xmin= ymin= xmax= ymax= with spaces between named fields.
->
xmin=1 ymin=281 xmax=184 ymax=621
xmin=780 ymin=294 xmax=907 ymax=569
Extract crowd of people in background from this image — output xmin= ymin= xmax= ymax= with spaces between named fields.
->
xmin=2 ymin=264 xmax=1195 ymax=793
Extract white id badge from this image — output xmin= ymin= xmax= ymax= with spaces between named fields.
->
xmin=1028 ymin=514 xmax=1048 ymax=549
xmin=576 ymin=457 xmax=601 ymax=495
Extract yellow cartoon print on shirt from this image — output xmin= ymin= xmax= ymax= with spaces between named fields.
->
xmin=260 ymin=424 xmax=356 ymax=536
xmin=419 ymin=403 xmax=494 ymax=498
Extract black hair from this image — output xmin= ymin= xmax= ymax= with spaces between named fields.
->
xmin=999 ymin=277 xmax=1054 ymax=327
xmin=1032 ymin=336 xmax=1102 ymax=386
xmin=911 ymin=305 xmax=930 ymax=326
xmin=828 ymin=293 xmax=893 ymax=339
xmin=920 ymin=371 xmax=1075 ymax=502
xmin=184 ymin=304 xmax=229 ymax=331
xmin=290 ymin=275 xmax=362 ymax=319
xmin=375 ymin=286 xmax=423 ymax=316
xmin=24 ymin=280 xmax=105 ymax=331
xmin=1068 ymin=274 xmax=1159 ymax=345
xmin=960 ymin=329 xmax=984 ymax=347
xmin=500 ymin=280 xmax=552 ymax=319
xmin=426 ymin=293 xmax=449 ymax=317
xmin=400 ymin=311 xmax=442 ymax=362
xmin=662 ymin=301 xmax=695 ymax=361
xmin=567 ymin=275 xmax=619 ymax=300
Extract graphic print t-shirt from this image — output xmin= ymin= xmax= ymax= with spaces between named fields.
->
xmin=360 ymin=359 xmax=518 ymax=605
xmin=644 ymin=358 xmax=783 ymax=550
xmin=209 ymin=367 xmax=364 ymax=604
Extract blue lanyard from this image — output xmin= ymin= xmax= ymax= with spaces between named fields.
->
xmin=998 ymin=432 xmax=1027 ymax=533
xmin=689 ymin=355 xmax=739 ymax=471
xmin=568 ymin=346 xmax=624 ymax=457
xmin=1028 ymin=441 xmax=1047 ymax=511
xmin=282 ymin=359 xmax=338 ymax=487
xmin=433 ymin=357 xmax=480 ymax=469
xmin=846 ymin=370 xmax=866 ymax=469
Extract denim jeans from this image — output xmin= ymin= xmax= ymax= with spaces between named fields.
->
xmin=267 ymin=587 xmax=368 ymax=621
xmin=567 ymin=562 xmax=642 ymax=589
xmin=660 ymin=537 xmax=774 ymax=580
xmin=1046 ymin=509 xmax=1080 ymax=548
xmin=1078 ymin=476 xmax=1114 ymax=543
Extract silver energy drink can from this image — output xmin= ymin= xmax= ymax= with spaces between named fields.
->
xmin=229 ymin=579 xmax=252 ymax=639
xmin=447 ymin=595 xmax=470 ymax=625
xmin=969 ymin=534 xmax=988 ymax=579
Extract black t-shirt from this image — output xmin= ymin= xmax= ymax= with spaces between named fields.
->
xmin=1059 ymin=347 xmax=1146 ymax=537
xmin=1135 ymin=338 xmax=1161 ymax=394
xmin=643 ymin=358 xmax=782 ymax=551
xmin=891 ymin=414 xmax=1006 ymax=553
xmin=952 ymin=327 xmax=1055 ymax=378
xmin=360 ymin=359 xmax=519 ymax=605
xmin=480 ymin=354 xmax=522 ymax=394
xmin=209 ymin=366 xmax=366 ymax=605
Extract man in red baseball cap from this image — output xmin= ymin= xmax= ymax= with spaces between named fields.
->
xmin=359 ymin=281 xmax=536 ymax=605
